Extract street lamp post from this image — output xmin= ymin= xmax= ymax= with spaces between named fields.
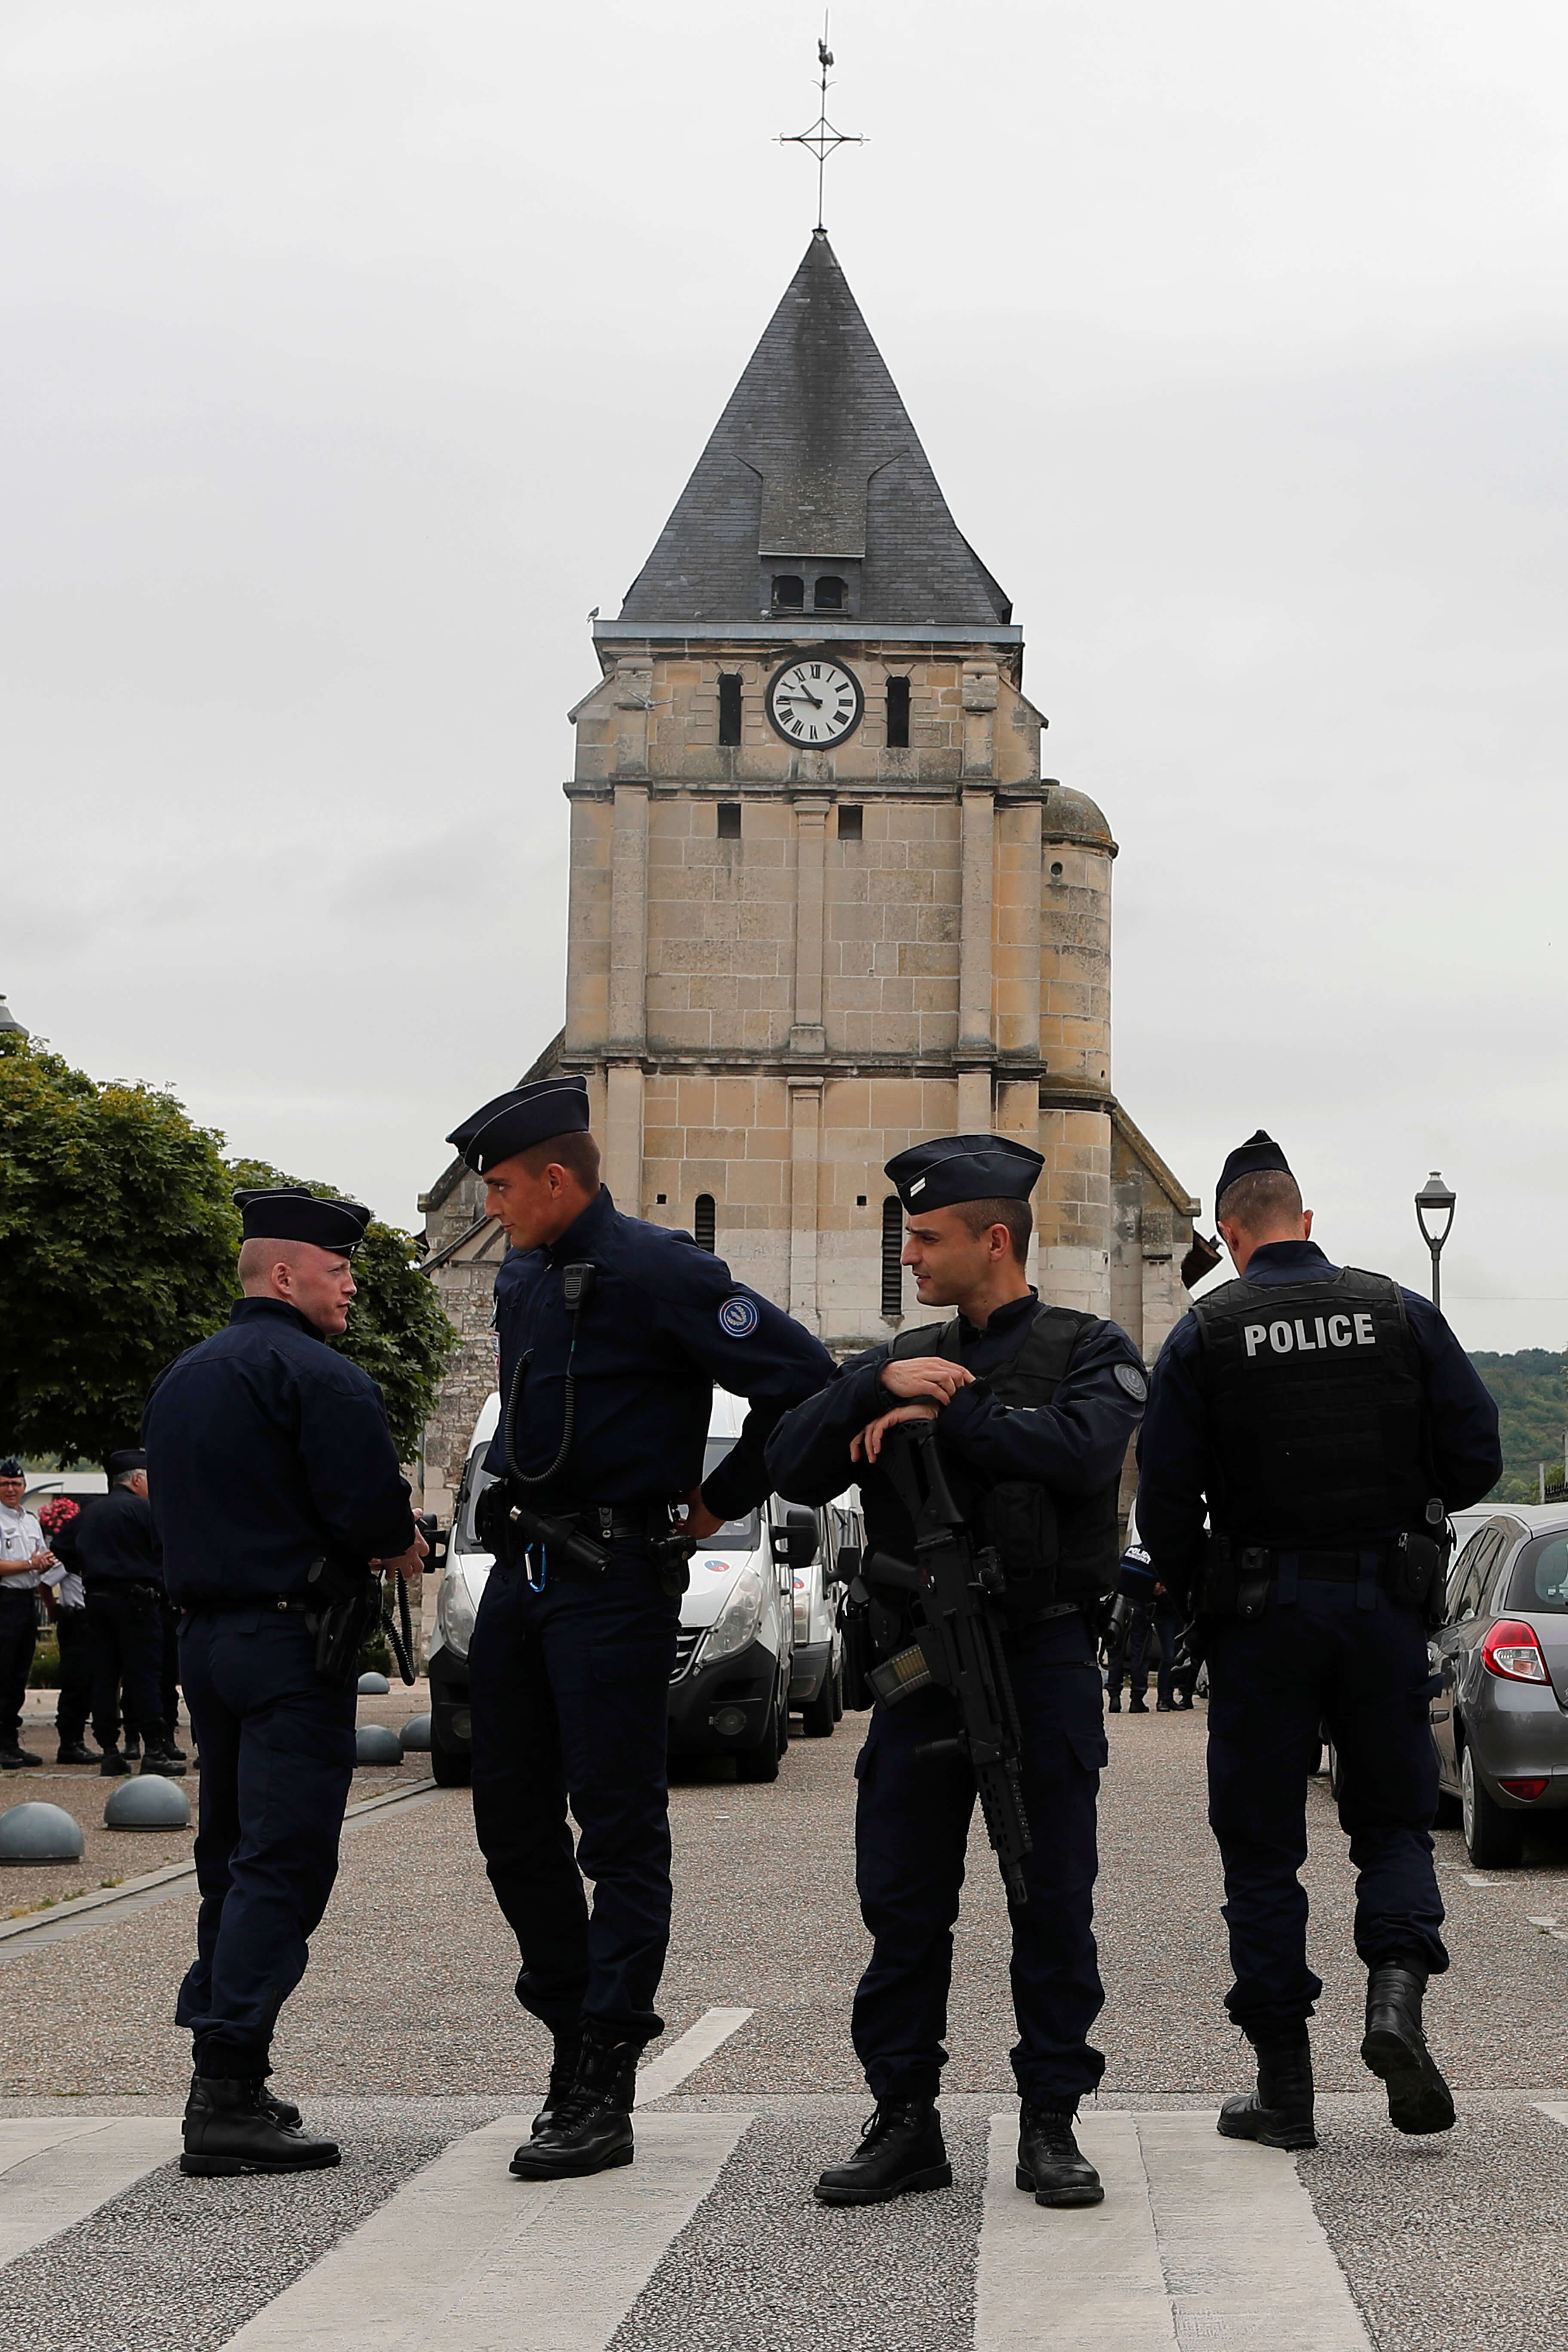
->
xmin=1415 ymin=1171 xmax=1456 ymax=1313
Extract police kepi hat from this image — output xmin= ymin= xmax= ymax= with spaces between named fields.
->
xmin=232 ymin=1186 xmax=373 ymax=1253
xmin=105 ymin=1449 xmax=146 ymax=1476
xmin=447 ymin=1076 xmax=591 ymax=1176
xmin=1215 ymin=1129 xmax=1293 ymax=1213
xmin=884 ymin=1132 xmax=1044 ymax=1213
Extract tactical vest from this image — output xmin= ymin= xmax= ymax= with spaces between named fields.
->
xmin=888 ymin=1303 xmax=1121 ymax=1610
xmin=1191 ymin=1268 xmax=1429 ymax=1545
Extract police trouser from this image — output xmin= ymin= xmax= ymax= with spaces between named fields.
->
xmin=176 ymin=1609 xmax=356 ymax=2076
xmin=852 ymin=1608 xmax=1108 ymax=2110
xmin=53 ymin=1605 xmax=92 ymax=1745
xmin=469 ymin=1548 xmax=680 ymax=2048
xmin=0 ymin=1586 xmax=37 ymax=1743
xmin=1204 ymin=1577 xmax=1448 ymax=2043
xmin=86 ymin=1583 xmax=166 ymax=1751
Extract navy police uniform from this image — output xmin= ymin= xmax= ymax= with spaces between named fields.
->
xmin=447 ymin=1080 xmax=834 ymax=2084
xmin=144 ymin=1190 xmax=414 ymax=2095
xmin=766 ymin=1136 xmax=1146 ymax=2132
xmin=1136 ymin=1131 xmax=1501 ymax=2140
xmin=73 ymin=1451 xmax=170 ymax=1765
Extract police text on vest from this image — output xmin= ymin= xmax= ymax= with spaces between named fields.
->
xmin=1243 ymin=1313 xmax=1375 ymax=1357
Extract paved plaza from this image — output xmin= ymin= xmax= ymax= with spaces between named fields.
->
xmin=1 ymin=1702 xmax=1567 ymax=2349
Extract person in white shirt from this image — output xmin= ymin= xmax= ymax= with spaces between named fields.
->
xmin=0 ymin=1457 xmax=61 ymax=1769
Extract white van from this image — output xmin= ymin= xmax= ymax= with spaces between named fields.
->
xmin=426 ymin=1390 xmax=855 ymax=1785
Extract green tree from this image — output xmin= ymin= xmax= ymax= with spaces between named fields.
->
xmin=228 ymin=1161 xmax=455 ymax=1458
xmin=0 ymin=1033 xmax=239 ymax=1462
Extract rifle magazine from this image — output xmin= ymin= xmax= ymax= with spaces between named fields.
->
xmin=867 ymin=1644 xmax=935 ymax=1706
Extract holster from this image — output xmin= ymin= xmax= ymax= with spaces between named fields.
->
xmin=304 ymin=1556 xmax=383 ymax=1684
xmin=1197 ymin=1534 xmax=1270 ymax=1621
xmin=1390 ymin=1530 xmax=1448 ymax=1627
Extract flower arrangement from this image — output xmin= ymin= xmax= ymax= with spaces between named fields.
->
xmin=37 ymin=1497 xmax=79 ymax=1540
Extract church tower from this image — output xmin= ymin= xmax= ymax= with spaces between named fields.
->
xmin=419 ymin=233 xmax=1197 ymax=1509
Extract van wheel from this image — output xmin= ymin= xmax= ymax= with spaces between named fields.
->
xmin=431 ymin=1743 xmax=471 ymax=1789
xmin=801 ymin=1681 xmax=836 ymax=1739
xmin=1462 ymin=1742 xmax=1523 ymax=1868
xmin=735 ymin=1701 xmax=781 ymax=1783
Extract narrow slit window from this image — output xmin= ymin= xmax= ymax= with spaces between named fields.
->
xmin=717 ymin=801 xmax=741 ymax=839
xmin=814 ymin=575 xmax=845 ymax=611
xmin=838 ymin=803 xmax=863 ymax=841
xmin=881 ymin=1197 xmax=905 ymax=1320
xmin=772 ymin=574 xmax=804 ymax=610
xmin=694 ymin=1194 xmax=717 ymax=1253
xmin=885 ymin=676 xmax=911 ymax=748
xmin=717 ymin=674 xmax=742 ymax=745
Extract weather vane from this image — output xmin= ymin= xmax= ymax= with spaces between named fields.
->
xmin=778 ymin=17 xmax=864 ymax=233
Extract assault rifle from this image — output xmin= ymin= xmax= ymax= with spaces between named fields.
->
xmin=864 ymin=1419 xmax=1033 ymax=1906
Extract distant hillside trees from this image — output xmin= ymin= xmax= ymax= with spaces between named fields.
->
xmin=1467 ymin=1349 xmax=1567 ymax=1502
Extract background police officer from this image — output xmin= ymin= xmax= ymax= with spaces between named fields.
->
xmin=1136 ymin=1130 xmax=1502 ymax=2150
xmin=74 ymin=1450 xmax=181 ymax=1778
xmin=444 ymin=1076 xmax=833 ymax=2184
xmin=144 ymin=1187 xmax=425 ymax=2178
xmin=766 ymin=1134 xmax=1147 ymax=2211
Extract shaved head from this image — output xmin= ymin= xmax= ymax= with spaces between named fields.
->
xmin=238 ymin=1235 xmax=357 ymax=1335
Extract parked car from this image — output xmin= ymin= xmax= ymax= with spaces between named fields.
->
xmin=788 ymin=1495 xmax=862 ymax=1737
xmin=1430 ymin=1507 xmax=1568 ymax=1867
xmin=426 ymin=1389 xmax=855 ymax=1785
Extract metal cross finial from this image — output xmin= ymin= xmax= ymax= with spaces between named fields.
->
xmin=777 ymin=15 xmax=864 ymax=232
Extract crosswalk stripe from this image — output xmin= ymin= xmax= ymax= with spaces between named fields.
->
xmin=635 ymin=2003 xmax=753 ymax=2101
xmin=1136 ymin=2114 xmax=1372 ymax=2351
xmin=976 ymin=2113 xmax=1372 ymax=2352
xmin=0 ymin=2118 xmax=182 ymax=2265
xmin=976 ymin=2113 xmax=1176 ymax=2351
xmin=220 ymin=2111 xmax=750 ymax=2352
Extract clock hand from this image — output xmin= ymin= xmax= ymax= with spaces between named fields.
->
xmin=778 ymin=691 xmax=825 ymax=709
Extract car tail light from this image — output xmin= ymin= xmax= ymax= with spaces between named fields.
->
xmin=1498 ymin=1777 xmax=1550 ymax=1800
xmin=1482 ymin=1620 xmax=1550 ymax=1683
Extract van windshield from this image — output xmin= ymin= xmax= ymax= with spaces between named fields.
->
xmin=451 ymin=1442 xmax=760 ymax=1556
xmin=701 ymin=1436 xmax=761 ymax=1553
xmin=1507 ymin=1533 xmax=1568 ymax=1614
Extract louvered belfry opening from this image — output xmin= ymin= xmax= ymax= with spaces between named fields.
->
xmin=881 ymin=1198 xmax=904 ymax=1320
xmin=694 ymin=1195 xmax=717 ymax=1253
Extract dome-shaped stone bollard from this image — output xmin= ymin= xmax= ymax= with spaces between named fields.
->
xmin=355 ymin=1724 xmax=403 ymax=1766
xmin=0 ymin=1802 xmax=85 ymax=1865
xmin=398 ymin=1713 xmax=432 ymax=1753
xmin=105 ymin=1776 xmax=192 ymax=1831
xmin=356 ymin=1671 xmax=391 ymax=1696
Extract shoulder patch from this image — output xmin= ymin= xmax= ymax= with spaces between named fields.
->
xmin=1114 ymin=1362 xmax=1149 ymax=1400
xmin=718 ymin=1295 xmax=760 ymax=1339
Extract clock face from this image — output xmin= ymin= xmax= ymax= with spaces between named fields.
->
xmin=765 ymin=654 xmax=864 ymax=747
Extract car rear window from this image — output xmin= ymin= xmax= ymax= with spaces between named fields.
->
xmin=1506 ymin=1534 xmax=1568 ymax=1614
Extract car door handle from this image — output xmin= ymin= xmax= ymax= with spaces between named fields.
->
xmin=1429 ymin=1707 xmax=1450 ymax=1723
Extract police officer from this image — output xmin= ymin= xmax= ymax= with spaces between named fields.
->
xmin=766 ymin=1133 xmax=1148 ymax=2210
xmin=74 ymin=1451 xmax=181 ymax=1778
xmin=144 ymin=1187 xmax=425 ymax=2177
xmin=1136 ymin=1130 xmax=1502 ymax=2150
xmin=443 ymin=1075 xmax=833 ymax=2184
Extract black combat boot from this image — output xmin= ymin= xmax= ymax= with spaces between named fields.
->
xmin=0 ymin=1746 xmax=40 ymax=1769
xmin=180 ymin=2078 xmax=339 ymax=2176
xmin=1106 ymin=1693 xmax=1122 ymax=1714
xmin=814 ymin=2098 xmax=952 ymax=2206
xmin=1217 ymin=2036 xmax=1317 ymax=2150
xmin=1016 ymin=2107 xmax=1104 ymax=2206
xmin=99 ymin=1747 xmax=129 ymax=1777
xmin=123 ymin=1735 xmax=141 ymax=1761
xmin=139 ymin=1742 xmax=187 ymax=1778
xmin=529 ymin=2031 xmax=584 ymax=2138
xmin=509 ymin=2027 xmax=637 ymax=2179
xmin=1361 ymin=1963 xmax=1455 ymax=2136
xmin=57 ymin=1741 xmax=98 ymax=1766
xmin=1127 ymin=1695 xmax=1149 ymax=1715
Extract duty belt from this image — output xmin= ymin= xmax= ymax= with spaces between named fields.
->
xmin=1241 ymin=1545 xmax=1393 ymax=1582
xmin=179 ymin=1591 xmax=312 ymax=1615
xmin=532 ymin=1501 xmax=674 ymax=1547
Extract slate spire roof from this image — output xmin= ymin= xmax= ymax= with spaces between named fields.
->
xmin=617 ymin=233 xmax=1011 ymax=630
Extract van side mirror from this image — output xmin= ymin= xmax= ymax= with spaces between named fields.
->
xmin=833 ymin=1543 xmax=862 ymax=1585
xmin=771 ymin=1504 xmax=819 ymax=1569
xmin=415 ymin=1512 xmax=447 ymax=1573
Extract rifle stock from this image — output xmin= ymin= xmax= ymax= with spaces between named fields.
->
xmin=869 ymin=1421 xmax=1033 ymax=1905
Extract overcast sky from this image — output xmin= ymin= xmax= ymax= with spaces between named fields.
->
xmin=6 ymin=1 xmax=1567 ymax=1354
